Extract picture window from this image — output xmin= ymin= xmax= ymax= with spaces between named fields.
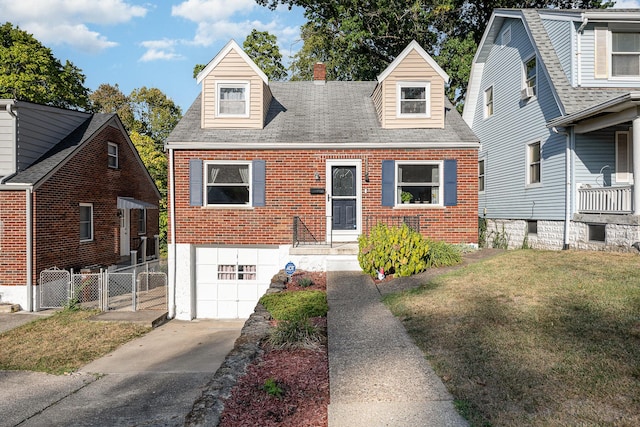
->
xmin=396 ymin=162 xmax=441 ymax=205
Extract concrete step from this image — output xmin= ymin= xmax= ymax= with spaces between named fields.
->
xmin=0 ymin=304 xmax=20 ymax=313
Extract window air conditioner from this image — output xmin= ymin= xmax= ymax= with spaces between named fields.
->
xmin=521 ymin=86 xmax=535 ymax=99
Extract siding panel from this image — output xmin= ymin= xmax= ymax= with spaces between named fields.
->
xmin=542 ymin=18 xmax=574 ymax=84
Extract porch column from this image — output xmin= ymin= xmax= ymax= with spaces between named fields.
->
xmin=634 ymin=115 xmax=640 ymax=215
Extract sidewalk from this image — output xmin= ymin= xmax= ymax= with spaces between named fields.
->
xmin=327 ymin=271 xmax=468 ymax=427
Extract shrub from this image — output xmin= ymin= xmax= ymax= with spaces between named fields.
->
xmin=262 ymin=378 xmax=284 ymax=398
xmin=358 ymin=223 xmax=430 ymax=278
xmin=259 ymin=290 xmax=328 ymax=321
xmin=425 ymin=239 xmax=462 ymax=268
xmin=296 ymin=277 xmax=314 ymax=288
xmin=267 ymin=315 xmax=325 ymax=349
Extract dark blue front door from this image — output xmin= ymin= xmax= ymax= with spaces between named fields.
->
xmin=332 ymin=166 xmax=357 ymax=230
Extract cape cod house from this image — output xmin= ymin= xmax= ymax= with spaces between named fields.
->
xmin=0 ymin=100 xmax=161 ymax=311
xmin=165 ymin=40 xmax=479 ymax=320
xmin=464 ymin=8 xmax=640 ymax=251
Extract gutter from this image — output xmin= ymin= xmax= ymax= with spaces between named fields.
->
xmin=552 ymin=126 xmax=572 ymax=250
xmin=547 ymin=92 xmax=640 ymax=128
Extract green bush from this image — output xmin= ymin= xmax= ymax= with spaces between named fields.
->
xmin=358 ymin=223 xmax=430 ymax=278
xmin=425 ymin=239 xmax=462 ymax=268
xmin=259 ymin=290 xmax=328 ymax=321
xmin=296 ymin=277 xmax=314 ymax=288
xmin=267 ymin=315 xmax=325 ymax=349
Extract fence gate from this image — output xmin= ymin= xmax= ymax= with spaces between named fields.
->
xmin=40 ymin=267 xmax=70 ymax=309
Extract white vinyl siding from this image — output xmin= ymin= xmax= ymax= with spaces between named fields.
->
xmin=501 ymin=26 xmax=511 ymax=48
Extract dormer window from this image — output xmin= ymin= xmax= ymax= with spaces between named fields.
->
xmin=217 ymin=82 xmax=250 ymax=117
xmin=397 ymin=81 xmax=430 ymax=118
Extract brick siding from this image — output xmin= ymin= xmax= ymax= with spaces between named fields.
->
xmin=171 ymin=148 xmax=478 ymax=245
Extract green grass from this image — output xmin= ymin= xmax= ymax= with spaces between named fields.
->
xmin=384 ymin=250 xmax=640 ymax=426
xmin=259 ymin=290 xmax=328 ymax=321
xmin=0 ymin=309 xmax=150 ymax=374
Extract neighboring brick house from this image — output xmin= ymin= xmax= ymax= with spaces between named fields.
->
xmin=165 ymin=40 xmax=479 ymax=320
xmin=0 ymin=100 xmax=161 ymax=310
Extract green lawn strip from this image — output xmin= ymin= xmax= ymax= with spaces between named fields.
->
xmin=0 ymin=310 xmax=150 ymax=374
xmin=384 ymin=250 xmax=640 ymax=426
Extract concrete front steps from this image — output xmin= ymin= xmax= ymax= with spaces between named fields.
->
xmin=289 ymin=242 xmax=361 ymax=272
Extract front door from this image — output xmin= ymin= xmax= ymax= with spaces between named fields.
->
xmin=326 ymin=160 xmax=361 ymax=242
xmin=119 ymin=209 xmax=130 ymax=257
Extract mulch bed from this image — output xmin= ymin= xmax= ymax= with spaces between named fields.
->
xmin=218 ymin=271 xmax=329 ymax=427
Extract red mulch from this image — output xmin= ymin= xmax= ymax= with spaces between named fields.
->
xmin=218 ymin=271 xmax=329 ymax=427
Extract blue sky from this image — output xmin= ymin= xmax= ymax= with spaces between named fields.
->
xmin=1 ymin=1 xmax=639 ymax=113
xmin=0 ymin=0 xmax=306 ymax=112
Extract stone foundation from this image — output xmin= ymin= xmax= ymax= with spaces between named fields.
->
xmin=482 ymin=217 xmax=640 ymax=252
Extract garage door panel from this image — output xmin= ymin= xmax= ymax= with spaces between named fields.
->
xmin=217 ymin=283 xmax=237 ymax=300
xmin=237 ymin=301 xmax=257 ymax=318
xmin=197 ymin=282 xmax=217 ymax=300
xmin=237 ymin=283 xmax=258 ymax=299
xmin=218 ymin=302 xmax=237 ymax=319
xmin=196 ymin=300 xmax=217 ymax=318
xmin=237 ymin=248 xmax=259 ymax=264
xmin=196 ymin=248 xmax=218 ymax=264
xmin=217 ymin=249 xmax=237 ymax=264
xmin=196 ymin=264 xmax=218 ymax=281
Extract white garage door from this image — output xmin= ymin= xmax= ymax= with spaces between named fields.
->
xmin=195 ymin=247 xmax=280 ymax=319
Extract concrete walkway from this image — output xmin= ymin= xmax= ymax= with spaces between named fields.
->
xmin=1 ymin=319 xmax=244 ymax=427
xmin=327 ymin=271 xmax=468 ymax=427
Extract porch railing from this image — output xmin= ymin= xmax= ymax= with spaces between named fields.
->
xmin=578 ymin=185 xmax=633 ymax=214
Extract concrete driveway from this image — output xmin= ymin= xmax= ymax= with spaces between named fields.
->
xmin=0 ymin=319 xmax=244 ymax=427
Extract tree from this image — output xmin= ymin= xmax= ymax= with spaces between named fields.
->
xmin=89 ymin=83 xmax=135 ymax=127
xmin=0 ymin=22 xmax=90 ymax=109
xmin=129 ymin=87 xmax=182 ymax=146
xmin=243 ymin=29 xmax=288 ymax=80
xmin=259 ymin=0 xmax=613 ymax=105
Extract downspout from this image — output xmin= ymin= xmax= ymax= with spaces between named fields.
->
xmin=553 ymin=126 xmax=572 ymax=250
xmin=26 ymin=188 xmax=33 ymax=311
xmin=168 ymin=148 xmax=176 ymax=319
xmin=577 ymin=16 xmax=588 ymax=87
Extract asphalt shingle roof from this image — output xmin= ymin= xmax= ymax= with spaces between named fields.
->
xmin=521 ymin=9 xmax=639 ymax=116
xmin=7 ymin=114 xmax=114 ymax=185
xmin=166 ymin=81 xmax=478 ymax=146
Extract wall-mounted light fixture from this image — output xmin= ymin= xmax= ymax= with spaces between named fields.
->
xmin=314 ymin=172 xmax=320 ymax=181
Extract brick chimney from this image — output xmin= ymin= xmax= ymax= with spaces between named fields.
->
xmin=313 ymin=62 xmax=326 ymax=85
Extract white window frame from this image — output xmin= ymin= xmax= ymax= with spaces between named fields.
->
xmin=217 ymin=264 xmax=257 ymax=281
xmin=478 ymin=159 xmax=486 ymax=193
xmin=615 ymin=130 xmax=632 ymax=183
xmin=501 ymin=25 xmax=511 ymax=48
xmin=396 ymin=81 xmax=431 ymax=118
xmin=610 ymin=31 xmax=640 ymax=79
xmin=79 ymin=203 xmax=93 ymax=242
xmin=216 ymin=81 xmax=250 ymax=117
xmin=107 ymin=142 xmax=118 ymax=169
xmin=526 ymin=141 xmax=542 ymax=187
xmin=395 ymin=161 xmax=443 ymax=207
xmin=204 ymin=161 xmax=252 ymax=207
xmin=523 ymin=55 xmax=537 ymax=96
xmin=484 ymin=86 xmax=494 ymax=119
xmin=137 ymin=208 xmax=146 ymax=235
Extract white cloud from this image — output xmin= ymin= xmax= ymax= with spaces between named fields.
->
xmin=139 ymin=39 xmax=185 ymax=62
xmin=172 ymin=0 xmax=256 ymax=21
xmin=612 ymin=0 xmax=640 ymax=7
xmin=0 ymin=0 xmax=147 ymax=53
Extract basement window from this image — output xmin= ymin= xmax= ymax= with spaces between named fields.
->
xmin=588 ymin=224 xmax=606 ymax=242
xmin=527 ymin=220 xmax=538 ymax=235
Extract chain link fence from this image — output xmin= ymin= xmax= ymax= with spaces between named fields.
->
xmin=39 ymin=260 xmax=167 ymax=312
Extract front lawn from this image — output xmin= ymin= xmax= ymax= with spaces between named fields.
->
xmin=384 ymin=250 xmax=640 ymax=426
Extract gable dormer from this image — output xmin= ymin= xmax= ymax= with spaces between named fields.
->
xmin=372 ymin=40 xmax=449 ymax=129
xmin=196 ymin=40 xmax=272 ymax=129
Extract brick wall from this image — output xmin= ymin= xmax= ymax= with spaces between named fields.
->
xmin=171 ymin=148 xmax=478 ymax=245
xmin=0 ymin=192 xmax=27 ymax=286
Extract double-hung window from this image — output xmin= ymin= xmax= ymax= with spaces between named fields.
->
xmin=524 ymin=56 xmax=537 ymax=96
xmin=137 ymin=209 xmax=146 ymax=234
xmin=612 ymin=32 xmax=640 ymax=77
xmin=478 ymin=159 xmax=485 ymax=192
xmin=79 ymin=203 xmax=93 ymax=242
xmin=205 ymin=162 xmax=251 ymax=206
xmin=397 ymin=82 xmax=430 ymax=117
xmin=527 ymin=141 xmax=541 ymax=186
xmin=484 ymin=86 xmax=494 ymax=118
xmin=217 ymin=82 xmax=249 ymax=117
xmin=396 ymin=162 xmax=441 ymax=205
xmin=107 ymin=142 xmax=118 ymax=168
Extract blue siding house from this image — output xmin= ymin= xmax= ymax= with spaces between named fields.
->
xmin=463 ymin=8 xmax=640 ymax=251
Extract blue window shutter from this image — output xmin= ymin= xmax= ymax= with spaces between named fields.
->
xmin=444 ymin=159 xmax=458 ymax=207
xmin=252 ymin=160 xmax=266 ymax=207
xmin=189 ymin=159 xmax=203 ymax=206
xmin=381 ymin=160 xmax=395 ymax=206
